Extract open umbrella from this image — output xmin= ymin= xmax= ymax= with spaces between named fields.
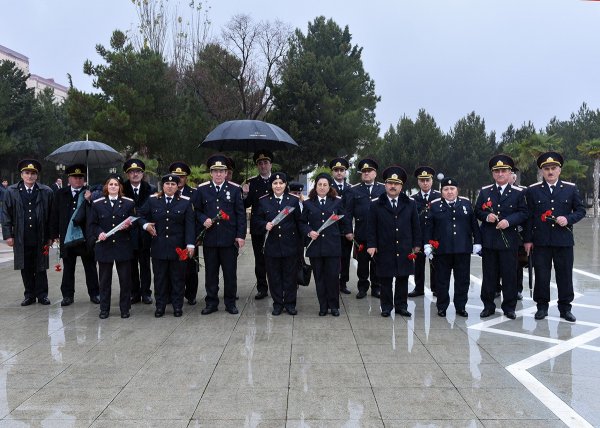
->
xmin=45 ymin=140 xmax=124 ymax=183
xmin=199 ymin=119 xmax=298 ymax=152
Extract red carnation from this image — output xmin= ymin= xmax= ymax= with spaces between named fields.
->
xmin=331 ymin=214 xmax=340 ymax=221
xmin=176 ymin=247 xmax=188 ymax=261
xmin=219 ymin=210 xmax=230 ymax=221
xmin=428 ymin=240 xmax=440 ymax=249
xmin=358 ymin=244 xmax=365 ymax=252
xmin=54 ymin=264 xmax=62 ymax=272
xmin=42 ymin=245 xmax=50 ymax=256
xmin=408 ymin=252 xmax=417 ymax=261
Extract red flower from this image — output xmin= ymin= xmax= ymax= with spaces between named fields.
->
xmin=358 ymin=244 xmax=365 ymax=252
xmin=428 ymin=240 xmax=440 ymax=249
xmin=219 ymin=210 xmax=230 ymax=221
xmin=481 ymin=200 xmax=493 ymax=210
xmin=331 ymin=214 xmax=340 ymax=221
xmin=176 ymin=247 xmax=188 ymax=261
xmin=54 ymin=264 xmax=62 ymax=272
xmin=282 ymin=208 xmax=290 ymax=215
xmin=42 ymin=245 xmax=50 ymax=256
xmin=408 ymin=252 xmax=418 ymax=261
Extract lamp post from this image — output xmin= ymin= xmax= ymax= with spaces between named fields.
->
xmin=436 ymin=172 xmax=444 ymax=191
xmin=55 ymin=163 xmax=65 ymax=173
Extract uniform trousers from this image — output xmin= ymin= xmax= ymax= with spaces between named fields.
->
xmin=265 ymin=255 xmax=297 ymax=310
xmin=356 ymin=248 xmax=380 ymax=294
xmin=379 ymin=276 xmax=408 ymax=313
xmin=481 ymin=247 xmax=518 ymax=313
xmin=204 ymin=245 xmax=238 ymax=309
xmin=60 ymin=247 xmax=99 ymax=299
xmin=339 ymin=237 xmax=353 ymax=286
xmin=251 ymin=234 xmax=268 ymax=294
xmin=21 ymin=245 xmax=48 ymax=299
xmin=310 ymin=256 xmax=340 ymax=312
xmin=434 ymin=253 xmax=471 ymax=312
xmin=533 ymin=246 xmax=574 ymax=313
xmin=131 ymin=248 xmax=152 ymax=299
xmin=414 ymin=251 xmax=436 ymax=293
xmin=184 ymin=252 xmax=199 ymax=301
xmin=98 ymin=260 xmax=131 ymax=314
xmin=152 ymin=259 xmax=185 ymax=310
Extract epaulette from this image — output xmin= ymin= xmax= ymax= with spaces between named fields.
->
xmin=336 ymin=195 xmax=342 ymax=199
xmin=511 ymin=186 xmax=523 ymax=191
xmin=562 ymin=180 xmax=575 ymax=186
xmin=459 ymin=196 xmax=469 ymax=200
xmin=430 ymin=197 xmax=442 ymax=203
xmin=180 ymin=195 xmax=190 ymax=200
xmin=351 ymin=183 xmax=362 ymax=188
xmin=246 ymin=175 xmax=258 ymax=181
xmin=408 ymin=196 xmax=415 ymax=201
xmin=529 ymin=182 xmax=543 ymax=188
xmin=93 ymin=197 xmax=105 ymax=203
xmin=259 ymin=194 xmax=270 ymax=199
xmin=371 ymin=197 xmax=379 ymax=202
xmin=198 ymin=182 xmax=210 ymax=187
xmin=122 ymin=196 xmax=134 ymax=202
xmin=150 ymin=194 xmax=158 ymax=198
xmin=481 ymin=184 xmax=494 ymax=190
xmin=376 ymin=181 xmax=385 ymax=186
xmin=227 ymin=181 xmax=240 ymax=187
xmin=288 ymin=193 xmax=299 ymax=199
xmin=410 ymin=192 xmax=419 ymax=198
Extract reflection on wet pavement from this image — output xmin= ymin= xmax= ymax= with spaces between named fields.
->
xmin=0 ymin=218 xmax=598 ymax=426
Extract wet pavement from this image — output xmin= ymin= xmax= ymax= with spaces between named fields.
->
xmin=0 ymin=218 xmax=599 ymax=427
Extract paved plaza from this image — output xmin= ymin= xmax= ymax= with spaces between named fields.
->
xmin=0 ymin=218 xmax=599 ymax=427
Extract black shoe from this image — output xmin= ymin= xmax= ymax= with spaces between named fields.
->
xmin=187 ymin=298 xmax=197 ymax=305
xmin=174 ymin=309 xmax=183 ymax=317
xmin=534 ymin=309 xmax=548 ymax=320
xmin=154 ymin=309 xmax=165 ymax=318
xmin=319 ymin=311 xmax=327 ymax=316
xmin=21 ymin=297 xmax=36 ymax=306
xmin=356 ymin=291 xmax=367 ymax=299
xmin=142 ymin=295 xmax=153 ymax=304
xmin=38 ymin=297 xmax=51 ymax=305
xmin=331 ymin=308 xmax=340 ymax=317
xmin=340 ymin=286 xmax=351 ymax=295
xmin=60 ymin=297 xmax=74 ymax=307
xmin=437 ymin=309 xmax=446 ymax=317
xmin=456 ymin=309 xmax=469 ymax=318
xmin=90 ymin=295 xmax=100 ymax=304
xmin=480 ymin=308 xmax=495 ymax=318
xmin=560 ymin=311 xmax=576 ymax=322
xmin=201 ymin=306 xmax=218 ymax=315
xmin=396 ymin=308 xmax=412 ymax=317
xmin=371 ymin=290 xmax=380 ymax=298
xmin=408 ymin=289 xmax=424 ymax=298
xmin=120 ymin=312 xmax=130 ymax=319
xmin=504 ymin=311 xmax=517 ymax=320
xmin=225 ymin=306 xmax=239 ymax=315
xmin=516 ymin=292 xmax=523 ymax=301
xmin=130 ymin=296 xmax=141 ymax=304
xmin=285 ymin=307 xmax=298 ymax=316
xmin=272 ymin=307 xmax=283 ymax=316
xmin=381 ymin=311 xmax=390 ymax=317
xmin=99 ymin=311 xmax=109 ymax=319
xmin=255 ymin=291 xmax=268 ymax=300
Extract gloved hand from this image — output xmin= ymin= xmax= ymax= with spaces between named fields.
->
xmin=472 ymin=244 xmax=482 ymax=255
xmin=424 ymin=244 xmax=434 ymax=260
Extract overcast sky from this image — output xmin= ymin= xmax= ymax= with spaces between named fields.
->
xmin=3 ymin=0 xmax=600 ymax=137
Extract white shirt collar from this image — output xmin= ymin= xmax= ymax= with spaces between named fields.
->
xmin=445 ymin=199 xmax=457 ymax=204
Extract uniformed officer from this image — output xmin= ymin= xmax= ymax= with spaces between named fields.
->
xmin=409 ymin=166 xmax=441 ymax=298
xmin=226 ymin=156 xmax=237 ymax=183
xmin=49 ymin=164 xmax=100 ymax=306
xmin=425 ymin=178 xmax=482 ymax=317
xmin=1 ymin=160 xmax=53 ymax=306
xmin=366 ymin=166 xmax=420 ymax=317
xmin=344 ymin=158 xmax=385 ymax=299
xmin=196 ymin=154 xmax=247 ymax=315
xmin=300 ymin=173 xmax=351 ymax=316
xmin=329 ymin=158 xmax=353 ymax=295
xmin=524 ymin=152 xmax=586 ymax=322
xmin=87 ymin=174 xmax=136 ymax=318
xmin=138 ymin=174 xmax=195 ymax=317
xmin=122 ymin=158 xmax=156 ymax=305
xmin=474 ymin=154 xmax=528 ymax=319
xmin=252 ymin=172 xmax=302 ymax=315
xmin=169 ymin=161 xmax=199 ymax=305
xmin=242 ymin=150 xmax=273 ymax=300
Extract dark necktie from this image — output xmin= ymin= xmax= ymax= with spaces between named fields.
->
xmin=133 ymin=188 xmax=139 ymax=201
xmin=423 ymin=193 xmax=428 ymax=202
xmin=391 ymin=199 xmax=397 ymax=209
xmin=215 ymin=185 xmax=220 ymax=193
xmin=27 ymin=188 xmax=32 ymax=195
xmin=166 ymin=197 xmax=172 ymax=205
xmin=276 ymin=197 xmax=282 ymax=205
xmin=320 ymin=199 xmax=325 ymax=206
xmin=367 ymin=185 xmax=372 ymax=195
xmin=338 ymin=184 xmax=343 ymax=193
xmin=550 ymin=185 xmax=555 ymax=194
xmin=110 ymin=198 xmax=117 ymax=207
xmin=449 ymin=201 xmax=455 ymax=208
xmin=498 ymin=186 xmax=503 ymax=197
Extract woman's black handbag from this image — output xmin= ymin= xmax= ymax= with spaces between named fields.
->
xmin=297 ymin=259 xmax=312 ymax=286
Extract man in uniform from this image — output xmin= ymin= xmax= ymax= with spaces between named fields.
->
xmin=425 ymin=178 xmax=481 ymax=317
xmin=50 ymin=164 xmax=100 ymax=306
xmin=366 ymin=166 xmax=420 ymax=317
xmin=122 ymin=158 xmax=156 ymax=305
xmin=196 ymin=154 xmax=246 ymax=315
xmin=330 ymin=157 xmax=353 ymax=294
xmin=344 ymin=158 xmax=385 ymax=299
xmin=242 ymin=150 xmax=273 ymax=300
xmin=409 ymin=166 xmax=441 ymax=298
xmin=524 ymin=152 xmax=585 ymax=322
xmin=1 ymin=160 xmax=54 ymax=305
xmin=169 ymin=161 xmax=199 ymax=305
xmin=50 ymin=177 xmax=62 ymax=192
xmin=475 ymin=154 xmax=528 ymax=319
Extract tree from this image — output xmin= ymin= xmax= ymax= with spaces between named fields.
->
xmin=578 ymin=138 xmax=600 ymax=217
xmin=269 ymin=16 xmax=380 ymax=177
xmin=504 ymin=133 xmax=562 ymax=184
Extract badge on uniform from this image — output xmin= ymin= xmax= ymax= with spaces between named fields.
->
xmin=463 ymin=206 xmax=467 ymax=214
xmin=226 ymin=191 xmax=231 ymax=201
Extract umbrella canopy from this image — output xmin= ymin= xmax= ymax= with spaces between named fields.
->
xmin=45 ymin=140 xmax=124 ymax=183
xmin=199 ymin=120 xmax=298 ymax=152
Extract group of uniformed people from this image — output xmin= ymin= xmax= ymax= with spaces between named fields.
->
xmin=0 ymin=149 xmax=586 ymax=322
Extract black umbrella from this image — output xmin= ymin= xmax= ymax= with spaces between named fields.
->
xmin=46 ymin=140 xmax=124 ymax=183
xmin=199 ymin=120 xmax=298 ymax=152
